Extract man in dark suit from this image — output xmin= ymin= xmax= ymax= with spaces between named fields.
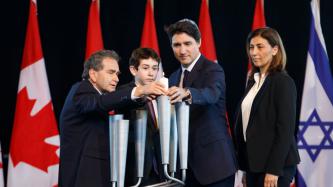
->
xmin=166 ymin=19 xmax=237 ymax=187
xmin=121 ymin=48 xmax=164 ymax=186
xmin=233 ymin=27 xmax=300 ymax=187
xmin=59 ymin=50 xmax=166 ymax=187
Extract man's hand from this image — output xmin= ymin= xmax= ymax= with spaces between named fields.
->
xmin=167 ymin=86 xmax=190 ymax=104
xmin=264 ymin=173 xmax=278 ymax=187
xmin=134 ymin=82 xmax=167 ymax=100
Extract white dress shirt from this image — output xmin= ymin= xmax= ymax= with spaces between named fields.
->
xmin=241 ymin=73 xmax=267 ymax=141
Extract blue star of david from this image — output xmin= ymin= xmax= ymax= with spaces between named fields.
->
xmin=298 ymin=109 xmax=333 ymax=162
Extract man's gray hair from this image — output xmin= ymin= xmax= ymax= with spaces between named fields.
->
xmin=82 ymin=50 xmax=121 ymax=80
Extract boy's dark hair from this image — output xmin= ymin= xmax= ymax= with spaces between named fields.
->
xmin=129 ymin=48 xmax=160 ymax=69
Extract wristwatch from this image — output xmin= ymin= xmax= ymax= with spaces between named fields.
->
xmin=182 ymin=88 xmax=192 ymax=102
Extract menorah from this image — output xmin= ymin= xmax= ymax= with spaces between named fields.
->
xmin=109 ymin=96 xmax=190 ymax=187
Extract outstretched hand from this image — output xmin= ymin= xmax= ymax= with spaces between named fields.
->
xmin=134 ymin=82 xmax=167 ymax=100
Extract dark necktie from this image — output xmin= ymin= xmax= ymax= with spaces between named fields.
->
xmin=182 ymin=70 xmax=190 ymax=88
xmin=147 ymin=101 xmax=158 ymax=129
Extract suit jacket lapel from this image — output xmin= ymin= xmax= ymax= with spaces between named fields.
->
xmin=244 ymin=80 xmax=255 ymax=97
xmin=247 ymin=75 xmax=272 ymax=131
xmin=185 ymin=55 xmax=205 ymax=87
xmin=172 ymin=69 xmax=182 ymax=87
xmin=79 ymin=80 xmax=101 ymax=94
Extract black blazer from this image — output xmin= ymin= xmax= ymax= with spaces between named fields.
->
xmin=233 ymin=72 xmax=300 ymax=176
xmin=59 ymin=80 xmax=137 ymax=187
xmin=169 ymin=55 xmax=237 ymax=185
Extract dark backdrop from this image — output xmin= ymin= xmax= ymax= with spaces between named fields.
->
xmin=1 ymin=0 xmax=333 ymax=159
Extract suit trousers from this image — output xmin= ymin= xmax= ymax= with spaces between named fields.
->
xmin=246 ymin=166 xmax=296 ymax=187
xmin=185 ymin=166 xmax=235 ymax=187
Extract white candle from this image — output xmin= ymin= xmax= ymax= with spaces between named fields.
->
xmin=159 ymin=76 xmax=169 ymax=89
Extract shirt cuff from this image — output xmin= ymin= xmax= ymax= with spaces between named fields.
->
xmin=131 ymin=87 xmax=140 ymax=100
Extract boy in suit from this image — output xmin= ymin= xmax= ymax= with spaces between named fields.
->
xmin=121 ymin=48 xmax=165 ymax=186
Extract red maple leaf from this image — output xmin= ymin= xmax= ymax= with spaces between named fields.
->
xmin=10 ymin=87 xmax=59 ymax=172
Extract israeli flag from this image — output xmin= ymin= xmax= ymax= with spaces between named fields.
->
xmin=297 ymin=0 xmax=333 ymax=186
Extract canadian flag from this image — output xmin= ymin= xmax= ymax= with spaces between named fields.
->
xmin=140 ymin=0 xmax=163 ymax=79
xmin=248 ymin=0 xmax=266 ymax=73
xmin=85 ymin=0 xmax=103 ymax=60
xmin=7 ymin=0 xmax=60 ymax=186
xmin=198 ymin=0 xmax=217 ymax=62
xmin=0 ymin=143 xmax=4 ymax=187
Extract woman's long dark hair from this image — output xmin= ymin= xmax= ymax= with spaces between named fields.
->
xmin=246 ymin=27 xmax=287 ymax=80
